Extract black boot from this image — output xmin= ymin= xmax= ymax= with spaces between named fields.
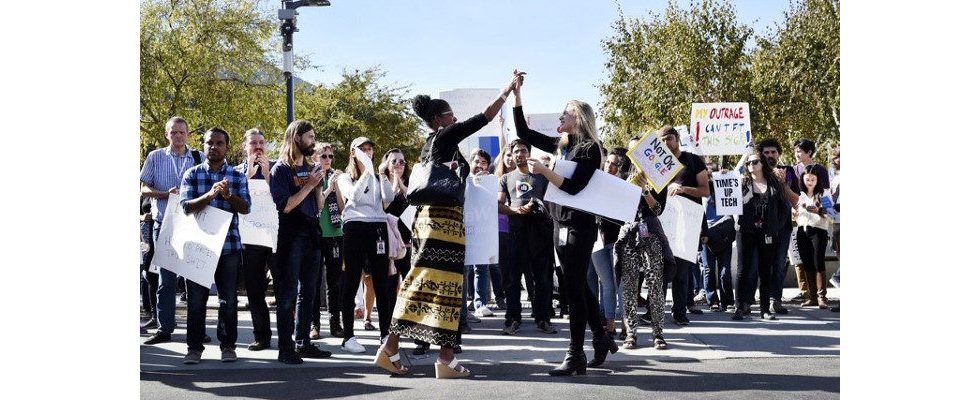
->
xmin=548 ymin=348 xmax=587 ymax=376
xmin=329 ymin=316 xmax=343 ymax=338
xmin=587 ymin=331 xmax=619 ymax=367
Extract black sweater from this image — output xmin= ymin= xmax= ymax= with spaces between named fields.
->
xmin=420 ymin=113 xmax=490 ymax=182
xmin=513 ymin=106 xmax=601 ymax=227
xmin=735 ymin=178 xmax=790 ymax=238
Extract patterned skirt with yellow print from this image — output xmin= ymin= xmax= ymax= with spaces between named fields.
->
xmin=388 ymin=205 xmax=464 ymax=347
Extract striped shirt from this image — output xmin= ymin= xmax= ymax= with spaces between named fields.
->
xmin=140 ymin=146 xmax=202 ymax=223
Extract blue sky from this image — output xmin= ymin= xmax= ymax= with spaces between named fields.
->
xmin=266 ymin=0 xmax=792 ymax=116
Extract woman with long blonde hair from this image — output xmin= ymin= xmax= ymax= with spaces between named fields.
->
xmin=510 ymin=70 xmax=617 ymax=376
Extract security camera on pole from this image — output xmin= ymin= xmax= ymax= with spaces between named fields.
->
xmin=278 ymin=0 xmax=331 ymax=125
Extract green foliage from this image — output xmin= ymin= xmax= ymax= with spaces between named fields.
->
xmin=140 ymin=1 xmax=424 ymax=169
xmin=294 ymin=68 xmax=425 ymax=171
xmin=600 ymin=0 xmax=840 ymax=166
xmin=600 ymin=0 xmax=752 ymax=149
xmin=140 ymin=0 xmax=283 ymax=164
xmin=751 ymin=0 xmax=840 ymax=165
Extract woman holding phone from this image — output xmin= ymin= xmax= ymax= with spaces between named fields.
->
xmin=337 ymin=137 xmax=395 ymax=354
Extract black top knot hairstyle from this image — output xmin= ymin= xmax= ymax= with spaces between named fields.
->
xmin=412 ymin=94 xmax=451 ymax=125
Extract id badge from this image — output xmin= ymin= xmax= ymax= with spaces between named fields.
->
xmin=765 ymin=235 xmax=773 ymax=245
xmin=638 ymin=222 xmax=651 ymax=238
xmin=558 ymin=227 xmax=569 ymax=246
xmin=376 ymin=238 xmax=386 ymax=255
xmin=333 ymin=245 xmax=340 ymax=259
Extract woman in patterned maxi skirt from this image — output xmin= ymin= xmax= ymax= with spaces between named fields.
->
xmin=376 ymin=75 xmax=518 ymax=378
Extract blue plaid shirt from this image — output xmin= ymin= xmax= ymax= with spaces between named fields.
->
xmin=179 ymin=161 xmax=251 ymax=254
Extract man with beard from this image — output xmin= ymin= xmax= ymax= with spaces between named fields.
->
xmin=178 ymin=127 xmax=251 ymax=364
xmin=757 ymin=139 xmax=800 ymax=313
xmin=498 ymin=139 xmax=557 ymax=335
xmin=234 ymin=128 xmax=279 ymax=351
xmin=269 ymin=120 xmax=331 ymax=364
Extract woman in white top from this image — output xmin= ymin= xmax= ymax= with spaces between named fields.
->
xmin=336 ymin=137 xmax=395 ymax=353
xmin=795 ymin=164 xmax=834 ymax=309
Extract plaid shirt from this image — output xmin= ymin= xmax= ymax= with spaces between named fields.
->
xmin=179 ymin=161 xmax=251 ymax=254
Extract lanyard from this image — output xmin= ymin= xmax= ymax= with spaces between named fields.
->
xmin=170 ymin=151 xmax=190 ymax=179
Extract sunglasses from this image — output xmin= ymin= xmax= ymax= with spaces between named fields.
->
xmin=320 ymin=154 xmax=333 ymax=159
xmin=391 ymin=159 xmax=406 ymax=166
xmin=746 ymin=159 xmax=761 ymax=166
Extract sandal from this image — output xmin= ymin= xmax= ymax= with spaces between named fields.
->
xmin=434 ymin=358 xmax=471 ymax=379
xmin=623 ymin=336 xmax=637 ymax=349
xmin=654 ymin=336 xmax=667 ymax=350
xmin=374 ymin=347 xmax=409 ymax=376
xmin=364 ymin=320 xmax=376 ymax=331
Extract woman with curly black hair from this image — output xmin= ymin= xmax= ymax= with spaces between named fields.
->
xmin=376 ymin=74 xmax=519 ymax=378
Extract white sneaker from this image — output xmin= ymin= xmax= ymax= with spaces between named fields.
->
xmin=476 ymin=306 xmax=495 ymax=317
xmin=341 ymin=337 xmax=366 ymax=353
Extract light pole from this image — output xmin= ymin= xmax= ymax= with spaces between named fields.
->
xmin=279 ymin=0 xmax=331 ymax=125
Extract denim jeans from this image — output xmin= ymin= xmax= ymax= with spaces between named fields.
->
xmin=701 ymin=246 xmax=734 ymax=307
xmin=466 ymin=264 xmax=492 ymax=309
xmin=186 ymin=251 xmax=240 ymax=351
xmin=276 ymin=225 xmax=321 ymax=351
xmin=588 ymin=243 xmax=621 ymax=321
xmin=153 ymin=226 xmax=177 ymax=334
xmin=691 ymin=254 xmax=704 ymax=296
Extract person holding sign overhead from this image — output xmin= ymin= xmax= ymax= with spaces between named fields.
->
xmin=178 ymin=127 xmax=251 ymax=364
xmin=733 ymin=152 xmax=790 ymax=321
xmin=381 ymin=74 xmax=518 ymax=379
xmin=510 ymin=69 xmax=619 ymax=376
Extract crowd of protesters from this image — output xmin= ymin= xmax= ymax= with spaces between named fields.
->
xmin=140 ymin=70 xmax=840 ymax=377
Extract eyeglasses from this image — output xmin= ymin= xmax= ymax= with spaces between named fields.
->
xmin=391 ymin=159 xmax=406 ymax=166
xmin=607 ymin=161 xmax=623 ymax=167
xmin=745 ymin=159 xmax=761 ymax=166
xmin=320 ymin=154 xmax=333 ymax=159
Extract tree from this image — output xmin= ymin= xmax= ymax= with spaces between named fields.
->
xmin=751 ymin=0 xmax=840 ymax=166
xmin=294 ymin=68 xmax=425 ymax=169
xmin=140 ymin=0 xmax=282 ymax=164
xmin=599 ymin=0 xmax=753 ymax=149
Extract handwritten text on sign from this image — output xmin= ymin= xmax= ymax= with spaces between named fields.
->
xmin=711 ymin=171 xmax=743 ymax=216
xmin=690 ymin=103 xmax=752 ymax=155
xmin=151 ymin=194 xmax=232 ymax=288
xmin=240 ymin=179 xmax=279 ymax=251
xmin=627 ymin=129 xmax=685 ymax=194
xmin=464 ymin=175 xmax=500 ymax=265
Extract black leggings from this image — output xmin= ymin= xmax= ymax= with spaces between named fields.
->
xmin=313 ymin=236 xmax=344 ymax=329
xmin=554 ymin=220 xmax=606 ymax=350
xmin=735 ymin=231 xmax=775 ymax=311
xmin=798 ymin=226 xmax=828 ymax=273
xmin=341 ymin=221 xmax=391 ymax=341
